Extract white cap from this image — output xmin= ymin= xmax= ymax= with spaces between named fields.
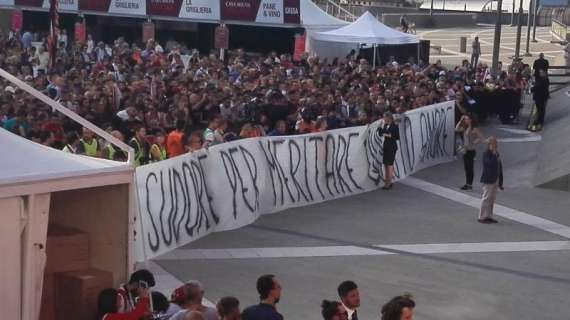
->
xmin=5 ymin=86 xmax=16 ymax=94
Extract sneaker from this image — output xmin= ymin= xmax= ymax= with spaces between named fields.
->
xmin=478 ymin=219 xmax=492 ymax=224
xmin=460 ymin=185 xmax=472 ymax=190
xmin=486 ymin=218 xmax=499 ymax=223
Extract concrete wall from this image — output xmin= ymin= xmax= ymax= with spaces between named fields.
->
xmin=316 ymin=2 xmax=553 ymax=27
xmin=476 ymin=11 xmax=530 ymax=25
xmin=382 ymin=12 xmax=477 ymax=28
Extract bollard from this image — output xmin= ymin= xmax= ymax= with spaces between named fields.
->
xmin=459 ymin=36 xmax=467 ymax=53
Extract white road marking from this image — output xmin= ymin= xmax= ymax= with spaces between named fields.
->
xmin=155 ymin=241 xmax=570 ymax=260
xmin=495 ymin=128 xmax=542 ymax=142
xmin=497 ymin=136 xmax=542 ymax=142
xmin=497 ymin=127 xmax=536 ymax=135
xmin=401 ymin=177 xmax=570 ymax=239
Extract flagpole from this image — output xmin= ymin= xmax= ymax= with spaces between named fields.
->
xmin=49 ymin=0 xmax=59 ymax=70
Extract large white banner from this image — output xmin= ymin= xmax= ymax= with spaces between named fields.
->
xmin=135 ymin=101 xmax=455 ymax=260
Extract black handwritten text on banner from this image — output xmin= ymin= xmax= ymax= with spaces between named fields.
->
xmin=135 ymin=101 xmax=454 ymax=259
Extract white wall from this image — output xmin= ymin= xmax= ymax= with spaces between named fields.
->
xmin=0 ymin=197 xmax=23 ymax=320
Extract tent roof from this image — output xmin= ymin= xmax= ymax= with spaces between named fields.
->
xmin=314 ymin=11 xmax=419 ymax=44
xmin=0 ymin=129 xmax=132 ymax=192
xmin=301 ymin=0 xmax=348 ymax=29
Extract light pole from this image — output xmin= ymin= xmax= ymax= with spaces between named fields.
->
xmin=531 ymin=0 xmax=539 ymax=42
xmin=491 ymin=0 xmax=504 ymax=75
xmin=511 ymin=0 xmax=515 ymax=26
xmin=524 ymin=0 xmax=533 ymax=56
xmin=514 ymin=0 xmax=524 ymax=59
xmin=430 ymin=0 xmax=434 ymax=16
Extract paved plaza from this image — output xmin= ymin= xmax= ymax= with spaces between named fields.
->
xmin=418 ymin=25 xmax=566 ymax=67
xmin=144 ymin=52 xmax=570 ymax=320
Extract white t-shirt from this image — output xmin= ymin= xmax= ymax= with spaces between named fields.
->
xmin=35 ymin=52 xmax=49 ymax=70
xmin=116 ymin=109 xmax=129 ymax=121
xmin=169 ymin=307 xmax=218 ymax=320
xmin=164 ymin=303 xmax=182 ymax=318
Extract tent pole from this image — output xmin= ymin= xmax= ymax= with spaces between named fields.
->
xmin=417 ymin=42 xmax=420 ymax=65
xmin=373 ymin=44 xmax=377 ymax=69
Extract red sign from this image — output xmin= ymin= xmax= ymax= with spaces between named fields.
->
xmin=293 ymin=33 xmax=305 ymax=61
xmin=11 ymin=10 xmax=23 ymax=32
xmin=74 ymin=21 xmax=86 ymax=44
xmin=283 ymin=0 xmax=300 ymax=24
xmin=214 ymin=25 xmax=229 ymax=49
xmin=146 ymin=0 xmax=183 ymax=16
xmin=15 ymin=0 xmax=42 ymax=6
xmin=79 ymin=0 xmax=111 ymax=12
xmin=142 ymin=21 xmax=155 ymax=43
xmin=221 ymin=0 xmax=260 ymax=21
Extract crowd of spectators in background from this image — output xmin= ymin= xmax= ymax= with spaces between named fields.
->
xmin=98 ymin=270 xmax=416 ymax=320
xmin=0 ymin=27 xmax=531 ymax=166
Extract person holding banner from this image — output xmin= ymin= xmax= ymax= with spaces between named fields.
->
xmin=378 ymin=112 xmax=399 ymax=190
xmin=455 ymin=114 xmax=484 ymax=191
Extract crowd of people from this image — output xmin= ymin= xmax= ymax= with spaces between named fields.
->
xmin=98 ymin=269 xmax=415 ymax=320
xmin=0 ymin=27 xmax=537 ymax=166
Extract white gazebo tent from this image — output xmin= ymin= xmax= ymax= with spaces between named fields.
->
xmin=300 ymin=0 xmax=352 ymax=61
xmin=0 ymin=129 xmax=136 ymax=320
xmin=314 ymin=11 xmax=419 ymax=67
xmin=301 ymin=0 xmax=348 ymax=30
xmin=0 ymin=68 xmax=138 ymax=320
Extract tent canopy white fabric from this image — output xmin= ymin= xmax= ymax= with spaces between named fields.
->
xmin=300 ymin=0 xmax=348 ymax=30
xmin=0 ymin=128 xmax=130 ymax=187
xmin=314 ymin=11 xmax=419 ymax=45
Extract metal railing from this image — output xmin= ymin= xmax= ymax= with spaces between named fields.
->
xmin=316 ymin=0 xmax=358 ymax=21
xmin=0 ymin=68 xmax=135 ymax=165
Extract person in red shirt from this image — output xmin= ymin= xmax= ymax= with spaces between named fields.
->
xmin=41 ymin=114 xmax=65 ymax=148
xmin=167 ymin=119 xmax=186 ymax=158
xmin=97 ymin=287 xmax=151 ymax=320
xmin=117 ymin=269 xmax=156 ymax=313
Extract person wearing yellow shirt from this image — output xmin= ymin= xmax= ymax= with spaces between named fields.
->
xmin=149 ymin=130 xmax=167 ymax=163
xmin=77 ymin=127 xmax=101 ymax=157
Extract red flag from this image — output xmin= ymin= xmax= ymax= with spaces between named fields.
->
xmin=48 ymin=0 xmax=59 ymax=69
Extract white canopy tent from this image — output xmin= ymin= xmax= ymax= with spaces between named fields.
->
xmin=301 ymin=0 xmax=348 ymax=31
xmin=313 ymin=11 xmax=419 ymax=66
xmin=0 ymin=128 xmax=136 ymax=320
xmin=299 ymin=0 xmax=353 ymax=61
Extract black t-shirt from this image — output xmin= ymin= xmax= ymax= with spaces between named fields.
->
xmin=532 ymin=58 xmax=549 ymax=74
xmin=242 ymin=303 xmax=283 ymax=320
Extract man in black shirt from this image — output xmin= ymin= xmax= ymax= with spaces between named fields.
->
xmin=242 ymin=274 xmax=283 ymax=320
xmin=532 ymin=53 xmax=549 ymax=77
